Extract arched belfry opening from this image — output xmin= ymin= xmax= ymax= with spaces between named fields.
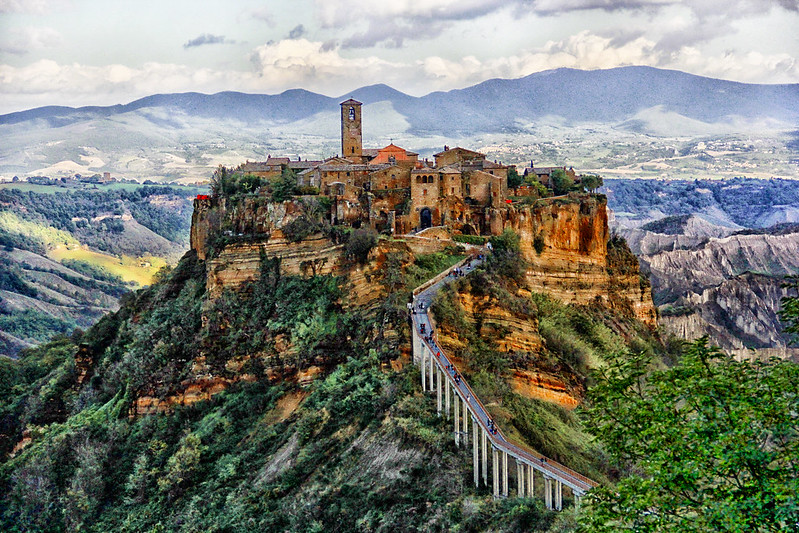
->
xmin=340 ymin=98 xmax=362 ymax=161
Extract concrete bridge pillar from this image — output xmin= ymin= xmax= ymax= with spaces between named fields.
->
xmin=544 ymin=476 xmax=553 ymax=510
xmin=472 ymin=418 xmax=479 ymax=487
xmin=501 ymin=450 xmax=509 ymax=498
xmin=428 ymin=350 xmax=434 ymax=391
xmin=454 ymin=391 xmax=460 ymax=447
xmin=481 ymin=429 xmax=488 ymax=486
xmin=517 ymin=461 xmax=524 ymax=497
xmin=436 ymin=368 xmax=442 ymax=415
xmin=420 ymin=344 xmax=426 ymax=392
xmin=574 ymin=492 xmax=582 ymax=512
xmin=526 ymin=464 xmax=534 ymax=498
xmin=462 ymin=397 xmax=468 ymax=444
xmin=492 ymin=448 xmax=500 ymax=497
xmin=445 ymin=378 xmax=451 ymax=418
xmin=555 ymin=480 xmax=563 ymax=511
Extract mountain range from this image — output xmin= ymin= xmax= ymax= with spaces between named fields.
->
xmin=2 ymin=66 xmax=798 ymax=182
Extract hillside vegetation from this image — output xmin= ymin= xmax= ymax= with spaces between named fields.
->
xmin=0 ymin=185 xmax=200 ymax=357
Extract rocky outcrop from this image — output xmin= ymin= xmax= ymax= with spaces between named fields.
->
xmin=660 ymin=272 xmax=797 ymax=352
xmin=623 ymin=222 xmax=799 ymax=356
xmin=493 ymin=195 xmax=657 ymax=327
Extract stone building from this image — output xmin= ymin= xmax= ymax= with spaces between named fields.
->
xmin=244 ymin=98 xmax=522 ymax=235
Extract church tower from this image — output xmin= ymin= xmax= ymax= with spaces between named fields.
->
xmin=340 ymin=98 xmax=362 ymax=161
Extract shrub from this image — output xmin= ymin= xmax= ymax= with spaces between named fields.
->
xmin=346 ymin=228 xmax=378 ymax=263
xmin=282 ymin=216 xmax=321 ymax=243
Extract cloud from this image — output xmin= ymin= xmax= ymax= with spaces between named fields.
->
xmin=288 ymin=24 xmax=306 ymax=39
xmin=248 ymin=6 xmax=274 ymax=25
xmin=0 ymin=0 xmax=63 ymax=14
xmin=248 ymin=39 xmax=412 ymax=93
xmin=183 ymin=34 xmax=235 ymax=49
xmin=0 ymin=26 xmax=62 ymax=55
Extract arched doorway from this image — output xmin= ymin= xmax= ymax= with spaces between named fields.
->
xmin=420 ymin=207 xmax=432 ymax=229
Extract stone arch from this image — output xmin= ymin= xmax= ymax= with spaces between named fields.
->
xmin=420 ymin=207 xmax=432 ymax=229
xmin=461 ymin=223 xmax=476 ymax=235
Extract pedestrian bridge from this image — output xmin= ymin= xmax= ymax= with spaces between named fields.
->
xmin=410 ymin=257 xmax=598 ymax=510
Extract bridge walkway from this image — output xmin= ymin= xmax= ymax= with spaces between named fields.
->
xmin=410 ymin=252 xmax=597 ymax=509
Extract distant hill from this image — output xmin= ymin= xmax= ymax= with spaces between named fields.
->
xmin=4 ymin=67 xmax=798 ymax=133
xmin=2 ymin=66 xmax=798 ymax=181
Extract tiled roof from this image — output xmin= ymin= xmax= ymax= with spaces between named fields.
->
xmin=340 ymin=98 xmax=362 ymax=105
xmin=433 ymin=146 xmax=485 ymax=158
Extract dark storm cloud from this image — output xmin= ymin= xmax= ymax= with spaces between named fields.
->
xmin=183 ymin=34 xmax=236 ymax=48
xmin=288 ymin=24 xmax=306 ymax=39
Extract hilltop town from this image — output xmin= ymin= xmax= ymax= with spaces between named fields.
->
xmin=231 ymin=98 xmax=584 ymax=236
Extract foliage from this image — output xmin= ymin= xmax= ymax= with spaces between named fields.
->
xmin=779 ymin=275 xmax=799 ymax=344
xmin=0 ymin=310 xmax=78 ymax=343
xmin=551 ymin=169 xmax=575 ymax=196
xmin=345 ymin=227 xmax=379 ymax=264
xmin=488 ymin=229 xmax=527 ymax=283
xmin=271 ymin=167 xmax=298 ymax=203
xmin=282 ymin=216 xmax=322 ymax=243
xmin=606 ymin=233 xmax=638 ymax=276
xmin=507 ymin=167 xmax=523 ymax=189
xmin=533 ymin=234 xmax=545 ymax=255
xmin=581 ymin=338 xmax=799 ymax=532
xmin=0 ymin=256 xmax=37 ymax=297
xmin=580 ymin=175 xmax=603 ymax=193
xmin=60 ymin=258 xmax=125 ymax=285
xmin=453 ymin=234 xmax=488 ymax=245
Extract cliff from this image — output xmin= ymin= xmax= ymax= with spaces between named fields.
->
xmin=625 ymin=226 xmax=799 ymax=355
xmin=493 ymin=195 xmax=657 ymax=327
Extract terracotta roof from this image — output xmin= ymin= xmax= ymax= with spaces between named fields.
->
xmin=362 ymin=149 xmax=380 ymax=157
xmin=266 ymin=157 xmax=290 ymax=165
xmin=340 ymin=98 xmax=362 ymax=105
xmin=482 ymin=160 xmax=507 ymax=169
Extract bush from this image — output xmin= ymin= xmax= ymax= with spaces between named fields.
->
xmin=346 ymin=228 xmax=378 ymax=264
xmin=282 ymin=216 xmax=322 ymax=243
xmin=453 ymin=234 xmax=487 ymax=245
xmin=533 ymin=234 xmax=545 ymax=254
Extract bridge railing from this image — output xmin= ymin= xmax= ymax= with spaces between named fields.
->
xmin=411 ymin=259 xmax=598 ymax=495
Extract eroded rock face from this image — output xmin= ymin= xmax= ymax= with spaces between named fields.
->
xmin=630 ymin=228 xmax=799 ymax=355
xmin=494 ymin=195 xmax=657 ymax=327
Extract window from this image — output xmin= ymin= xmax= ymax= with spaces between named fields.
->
xmin=451 ymin=187 xmax=454 ymax=194
xmin=423 ymin=189 xmax=427 ymax=196
xmin=346 ymin=172 xmax=350 ymax=177
xmin=351 ymin=147 xmax=355 ymax=154
xmin=349 ymin=107 xmax=355 ymax=120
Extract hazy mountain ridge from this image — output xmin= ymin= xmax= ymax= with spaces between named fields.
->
xmin=2 ymin=66 xmax=798 ymax=182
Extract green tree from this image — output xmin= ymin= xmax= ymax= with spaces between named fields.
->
xmin=581 ymin=338 xmax=799 ymax=532
xmin=550 ymin=169 xmax=574 ymax=195
xmin=581 ymin=174 xmax=603 ymax=193
xmin=271 ymin=166 xmax=298 ymax=202
xmin=779 ymin=275 xmax=799 ymax=344
xmin=507 ymin=167 xmax=522 ymax=189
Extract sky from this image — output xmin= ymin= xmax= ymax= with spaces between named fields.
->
xmin=0 ymin=0 xmax=797 ymax=114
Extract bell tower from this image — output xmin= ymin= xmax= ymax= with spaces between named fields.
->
xmin=340 ymin=98 xmax=362 ymax=161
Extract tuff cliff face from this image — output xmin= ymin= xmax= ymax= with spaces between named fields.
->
xmin=493 ymin=195 xmax=657 ymax=327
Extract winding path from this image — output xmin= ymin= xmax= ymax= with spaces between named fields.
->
xmin=410 ymin=253 xmax=597 ymax=509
